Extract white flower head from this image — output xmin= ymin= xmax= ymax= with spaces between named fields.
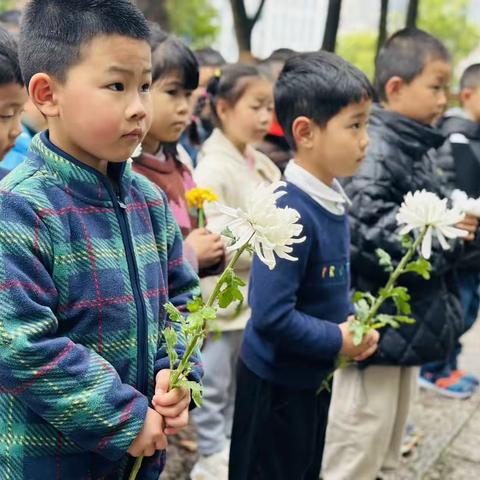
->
xmin=215 ymin=181 xmax=306 ymax=270
xmin=451 ymin=189 xmax=480 ymax=218
xmin=396 ymin=190 xmax=467 ymax=259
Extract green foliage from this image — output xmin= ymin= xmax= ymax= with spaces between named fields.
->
xmin=337 ymin=31 xmax=377 ymax=80
xmin=404 ymin=257 xmax=431 ymax=280
xmin=417 ymin=0 xmax=480 ymax=68
xmin=0 ymin=0 xmax=13 ymax=13
xmin=175 ymin=379 xmax=203 ymax=407
xmin=337 ymin=0 xmax=480 ymax=84
xmin=217 ymin=268 xmax=246 ymax=309
xmin=373 ymin=314 xmax=415 ymax=329
xmin=167 ymin=0 xmax=220 ymax=49
xmin=376 ymin=248 xmax=394 ymax=273
xmin=163 ymin=327 xmax=178 ymax=370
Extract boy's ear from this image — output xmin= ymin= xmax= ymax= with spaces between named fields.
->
xmin=28 ymin=73 xmax=60 ymax=118
xmin=459 ymin=88 xmax=472 ymax=106
xmin=292 ymin=116 xmax=315 ymax=149
xmin=384 ymin=76 xmax=405 ymax=102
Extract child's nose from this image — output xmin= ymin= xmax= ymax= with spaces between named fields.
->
xmin=438 ymin=90 xmax=448 ymax=108
xmin=177 ymin=97 xmax=190 ymax=115
xmin=127 ymin=92 xmax=148 ymax=120
xmin=9 ymin=118 xmax=22 ymax=140
xmin=360 ymin=132 xmax=370 ymax=150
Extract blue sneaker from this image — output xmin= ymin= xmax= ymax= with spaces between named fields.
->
xmin=451 ymin=370 xmax=479 ymax=387
xmin=418 ymin=372 xmax=475 ymax=399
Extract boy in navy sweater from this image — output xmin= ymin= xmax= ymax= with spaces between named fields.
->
xmin=228 ymin=51 xmax=379 ymax=480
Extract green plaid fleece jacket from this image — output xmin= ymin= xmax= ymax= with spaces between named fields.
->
xmin=0 ymin=132 xmax=203 ymax=479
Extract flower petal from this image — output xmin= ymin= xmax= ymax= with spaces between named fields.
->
xmin=421 ymin=226 xmax=432 ymax=259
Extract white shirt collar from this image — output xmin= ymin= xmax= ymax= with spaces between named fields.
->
xmin=284 ymin=160 xmax=351 ymax=215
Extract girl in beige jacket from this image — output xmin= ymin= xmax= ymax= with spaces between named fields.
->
xmin=191 ymin=64 xmax=281 ymax=480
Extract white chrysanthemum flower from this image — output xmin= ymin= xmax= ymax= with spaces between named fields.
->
xmin=396 ymin=190 xmax=467 ymax=259
xmin=215 ymin=181 xmax=306 ymax=270
xmin=451 ymin=189 xmax=480 ymax=217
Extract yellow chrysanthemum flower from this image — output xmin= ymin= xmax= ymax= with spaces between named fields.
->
xmin=185 ymin=188 xmax=218 ymax=210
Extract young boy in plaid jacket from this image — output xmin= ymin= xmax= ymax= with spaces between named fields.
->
xmin=0 ymin=1 xmax=202 ymax=479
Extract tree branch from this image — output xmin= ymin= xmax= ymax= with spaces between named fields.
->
xmin=251 ymin=0 xmax=267 ymax=27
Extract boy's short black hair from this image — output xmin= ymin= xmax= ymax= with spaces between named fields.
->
xmin=194 ymin=47 xmax=225 ymax=68
xmin=264 ymin=48 xmax=296 ymax=64
xmin=0 ymin=25 xmax=23 ymax=86
xmin=375 ymin=28 xmax=451 ymax=102
xmin=149 ymin=22 xmax=199 ymax=90
xmin=460 ymin=63 xmax=480 ymax=90
xmin=275 ymin=51 xmax=374 ymax=150
xmin=19 ymin=0 xmax=150 ymax=88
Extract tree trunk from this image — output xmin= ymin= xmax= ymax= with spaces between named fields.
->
xmin=322 ymin=0 xmax=342 ymax=52
xmin=136 ymin=0 xmax=170 ymax=30
xmin=406 ymin=0 xmax=419 ymax=28
xmin=377 ymin=0 xmax=389 ymax=54
xmin=230 ymin=0 xmax=267 ymax=55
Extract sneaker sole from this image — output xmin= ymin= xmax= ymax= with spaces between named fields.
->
xmin=417 ymin=376 xmax=473 ymax=399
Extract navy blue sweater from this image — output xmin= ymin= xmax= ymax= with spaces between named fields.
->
xmin=240 ymin=182 xmax=352 ymax=389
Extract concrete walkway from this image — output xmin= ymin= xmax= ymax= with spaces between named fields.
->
xmin=387 ymin=321 xmax=480 ymax=480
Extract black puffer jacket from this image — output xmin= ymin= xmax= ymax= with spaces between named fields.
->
xmin=344 ymin=105 xmax=464 ymax=366
xmin=436 ymin=109 xmax=480 ymax=271
xmin=437 ymin=109 xmax=480 ymax=198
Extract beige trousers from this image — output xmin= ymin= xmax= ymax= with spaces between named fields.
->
xmin=322 ymin=365 xmax=418 ymax=480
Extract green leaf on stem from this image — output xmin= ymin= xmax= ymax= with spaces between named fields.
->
xmin=202 ymin=306 xmax=217 ymax=321
xmin=221 ymin=227 xmax=236 ymax=245
xmin=173 ymin=379 xmax=204 ymax=408
xmin=372 ymin=314 xmax=415 ymax=330
xmin=354 ymin=299 xmax=370 ymax=322
xmin=348 ymin=318 xmax=370 ymax=346
xmin=352 ymin=291 xmax=376 ymax=306
xmin=184 ymin=311 xmax=204 ymax=334
xmin=391 ymin=286 xmax=412 ymax=315
xmin=163 ymin=327 xmax=178 ymax=370
xmin=376 ymin=314 xmax=400 ymax=328
xmin=404 ymin=257 xmax=432 ymax=280
xmin=165 ymin=302 xmax=184 ymax=323
xmin=187 ymin=297 xmax=204 ymax=313
xmin=217 ymin=269 xmax=245 ymax=309
xmin=376 ymin=248 xmax=394 ymax=273
xmin=395 ymin=315 xmax=415 ymax=324
xmin=400 ymin=234 xmax=414 ymax=250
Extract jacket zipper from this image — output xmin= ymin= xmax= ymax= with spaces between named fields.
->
xmin=108 ymin=186 xmax=149 ymax=396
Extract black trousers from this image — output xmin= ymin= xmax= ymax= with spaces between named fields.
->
xmin=229 ymin=359 xmax=331 ymax=480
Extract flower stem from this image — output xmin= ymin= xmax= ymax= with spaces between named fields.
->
xmin=206 ymin=246 xmax=247 ymax=308
xmin=362 ymin=226 xmax=428 ymax=327
xmin=169 ymin=236 xmax=254 ymax=387
xmin=198 ymin=208 xmax=205 ymax=229
xmin=170 ymin=330 xmax=205 ymax=387
xmin=318 ymin=227 xmax=429 ymax=395
xmin=129 ymin=457 xmax=143 ymax=480
xmin=130 ymin=238 xmax=255 ymax=479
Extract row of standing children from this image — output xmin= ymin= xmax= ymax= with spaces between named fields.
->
xmin=0 ymin=3 xmax=479 ymax=479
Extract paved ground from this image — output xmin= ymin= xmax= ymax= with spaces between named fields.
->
xmin=160 ymin=322 xmax=480 ymax=480
xmin=392 ymin=320 xmax=480 ymax=480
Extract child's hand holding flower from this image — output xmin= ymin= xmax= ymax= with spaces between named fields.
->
xmin=152 ymin=369 xmax=191 ymax=436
